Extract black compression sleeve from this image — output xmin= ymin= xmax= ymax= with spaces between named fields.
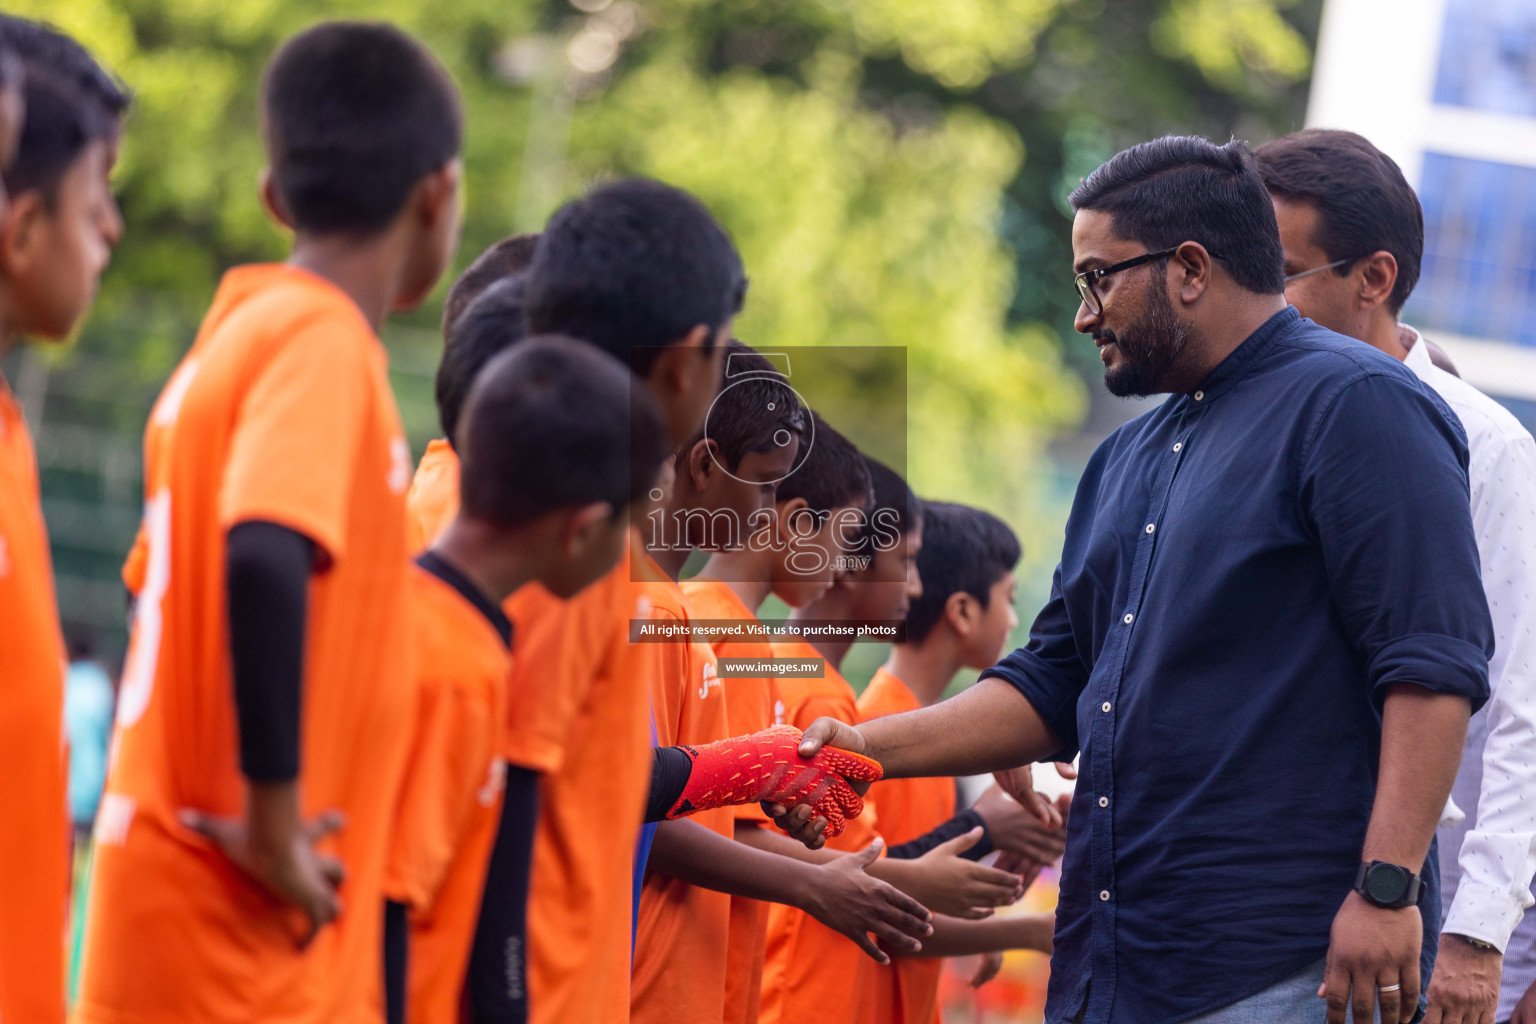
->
xmin=383 ymin=899 xmax=408 ymax=1024
xmin=885 ymin=808 xmax=992 ymax=861
xmin=467 ymin=766 xmax=539 ymax=1024
xmin=226 ymin=521 xmax=314 ymax=783
xmin=644 ymin=746 xmax=695 ymax=823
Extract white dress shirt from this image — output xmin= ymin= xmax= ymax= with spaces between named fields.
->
xmin=1409 ymin=327 xmax=1536 ymax=1012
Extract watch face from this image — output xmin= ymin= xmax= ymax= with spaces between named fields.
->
xmin=1365 ymin=864 xmax=1409 ymax=904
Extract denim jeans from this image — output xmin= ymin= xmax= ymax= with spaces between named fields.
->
xmin=1179 ymin=958 xmax=1428 ymax=1024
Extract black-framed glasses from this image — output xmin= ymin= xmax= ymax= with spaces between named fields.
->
xmin=1074 ymin=246 xmax=1180 ymax=315
xmin=1283 ymin=256 xmax=1361 ymax=284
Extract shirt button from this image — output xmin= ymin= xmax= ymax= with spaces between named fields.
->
xmin=1173 ymin=442 xmax=1183 ymax=452
xmin=1100 ymin=890 xmax=1111 ymax=902
xmin=1194 ymin=390 xmax=1205 ymax=401
xmin=1123 ymin=612 xmax=1134 ymax=624
xmin=1145 ymin=523 xmax=1156 ymax=534
xmin=1101 ymin=701 xmax=1112 ymax=713
xmin=1098 ymin=796 xmax=1109 ymax=807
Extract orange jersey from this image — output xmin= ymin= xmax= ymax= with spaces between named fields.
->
xmin=384 ymin=558 xmax=512 ymax=1024
xmin=631 ymin=560 xmax=732 ymax=1024
xmin=403 ymin=439 xmax=650 ymax=1024
xmin=858 ymin=667 xmax=955 ymax=1024
xmin=524 ymin=539 xmax=653 ymax=1024
xmin=760 ymin=639 xmax=881 ymax=1024
xmin=405 ymin=441 xmax=586 ymax=776
xmin=0 ymin=379 xmax=69 ymax=1024
xmin=405 ymin=438 xmax=458 ymax=553
xmin=77 ymin=264 xmax=416 ymax=1024
xmin=679 ymin=577 xmax=780 ymax=1024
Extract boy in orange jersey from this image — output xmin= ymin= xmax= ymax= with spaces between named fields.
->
xmin=634 ymin=345 xmax=935 ymax=1024
xmin=407 ymin=181 xmax=737 ymax=1024
xmin=696 ymin=424 xmax=1034 ymax=1024
xmin=763 ymin=460 xmax=1057 ymax=1024
xmin=383 ymin=337 xmax=669 ymax=1024
xmin=861 ymin=500 xmax=1068 ymax=1024
xmin=77 ymin=23 xmax=463 ymax=1024
xmin=0 ymin=19 xmax=125 ymax=1024
xmin=407 ymin=234 xmax=539 ymax=553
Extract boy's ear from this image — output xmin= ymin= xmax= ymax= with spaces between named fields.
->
xmin=772 ymin=495 xmax=808 ymax=540
xmin=686 ymin=438 xmax=718 ymax=491
xmin=651 ymin=324 xmax=712 ymax=391
xmin=561 ymin=501 xmax=616 ymax=555
xmin=258 ymin=169 xmax=293 ymax=232
xmin=415 ymin=159 xmax=462 ymax=230
xmin=0 ymin=189 xmax=46 ymax=278
xmin=942 ymin=591 xmax=975 ymax=637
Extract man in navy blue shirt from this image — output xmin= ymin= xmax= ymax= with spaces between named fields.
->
xmin=786 ymin=136 xmax=1493 ymax=1024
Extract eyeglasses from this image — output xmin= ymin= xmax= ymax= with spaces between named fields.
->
xmin=1284 ymin=256 xmax=1360 ymax=284
xmin=1074 ymin=247 xmax=1180 ymax=316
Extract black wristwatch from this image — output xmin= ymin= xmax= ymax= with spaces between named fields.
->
xmin=1353 ymin=861 xmax=1424 ymax=909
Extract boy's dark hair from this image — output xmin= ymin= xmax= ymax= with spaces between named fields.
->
xmin=690 ymin=340 xmax=806 ymax=472
xmin=1255 ymin=129 xmax=1423 ymax=315
xmin=905 ymin=501 xmax=1019 ymax=645
xmin=439 ymin=275 xmax=528 ymax=449
xmin=1070 ymin=135 xmax=1285 ymax=296
xmin=458 ymin=335 xmax=667 ymax=528
xmin=861 ymin=456 xmax=921 ymax=548
xmin=261 ymin=22 xmax=462 ymax=236
xmin=775 ymin=412 xmax=872 ymax=518
xmin=525 ymin=178 xmax=747 ymax=375
xmin=0 ymin=17 xmax=129 ymax=200
xmin=443 ymin=233 xmax=541 ymax=336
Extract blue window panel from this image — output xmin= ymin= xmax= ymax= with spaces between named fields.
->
xmin=1408 ymin=153 xmax=1536 ymax=348
xmin=1495 ymin=396 xmax=1536 ymax=436
xmin=1434 ymin=0 xmax=1536 ymax=116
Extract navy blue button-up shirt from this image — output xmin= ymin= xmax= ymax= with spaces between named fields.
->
xmin=984 ymin=307 xmax=1493 ymax=1024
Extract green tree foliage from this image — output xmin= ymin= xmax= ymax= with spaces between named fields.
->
xmin=11 ymin=0 xmax=1318 ymax=652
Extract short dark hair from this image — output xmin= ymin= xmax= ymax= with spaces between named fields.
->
xmin=905 ymin=501 xmax=1020 ymax=645
xmin=1255 ymin=129 xmax=1423 ymax=315
xmin=438 ymin=276 xmax=528 ymax=449
xmin=861 ymin=456 xmax=920 ymax=548
xmin=458 ymin=335 xmax=667 ymax=528
xmin=443 ymin=234 xmax=541 ymax=337
xmin=525 ymin=178 xmax=746 ymax=375
xmin=691 ymin=340 xmax=807 ymax=472
xmin=775 ymin=412 xmax=872 ymax=518
xmin=261 ymin=22 xmax=462 ymax=236
xmin=0 ymin=17 xmax=129 ymax=200
xmin=1070 ymin=135 xmax=1284 ymax=296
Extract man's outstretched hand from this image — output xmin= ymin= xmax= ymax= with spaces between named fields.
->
xmin=667 ymin=725 xmax=881 ymax=839
xmin=180 ymin=781 xmax=346 ymax=949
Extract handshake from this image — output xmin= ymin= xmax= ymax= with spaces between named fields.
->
xmin=664 ymin=724 xmax=881 ymax=842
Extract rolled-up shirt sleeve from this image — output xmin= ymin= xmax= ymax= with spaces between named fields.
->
xmin=980 ymin=563 xmax=1087 ymax=763
xmin=1298 ymin=372 xmax=1493 ymax=711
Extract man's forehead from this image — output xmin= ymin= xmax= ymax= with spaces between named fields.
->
xmin=1071 ymin=209 xmax=1141 ymax=270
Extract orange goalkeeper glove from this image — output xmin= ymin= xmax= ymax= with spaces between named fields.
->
xmin=665 ymin=725 xmax=882 ymax=838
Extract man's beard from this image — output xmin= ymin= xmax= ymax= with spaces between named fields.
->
xmin=1098 ymin=284 xmax=1193 ymax=398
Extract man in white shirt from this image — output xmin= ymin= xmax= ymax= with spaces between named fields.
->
xmin=1257 ymin=128 xmax=1536 ymax=1024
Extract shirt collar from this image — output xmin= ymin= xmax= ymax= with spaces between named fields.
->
xmin=415 ymin=549 xmax=514 ymax=648
xmin=1186 ymin=305 xmax=1301 ymax=405
xmin=1400 ymin=324 xmax=1434 ymax=375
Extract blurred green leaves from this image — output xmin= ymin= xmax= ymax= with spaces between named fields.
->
xmin=21 ymin=0 xmax=1316 ymax=540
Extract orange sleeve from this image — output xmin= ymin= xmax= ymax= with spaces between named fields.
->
xmin=501 ymin=573 xmax=621 ymax=773
xmin=218 ymin=318 xmax=371 ymax=561
xmin=121 ymin=520 xmax=148 ymax=595
xmin=385 ymin=676 xmax=497 ymax=910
